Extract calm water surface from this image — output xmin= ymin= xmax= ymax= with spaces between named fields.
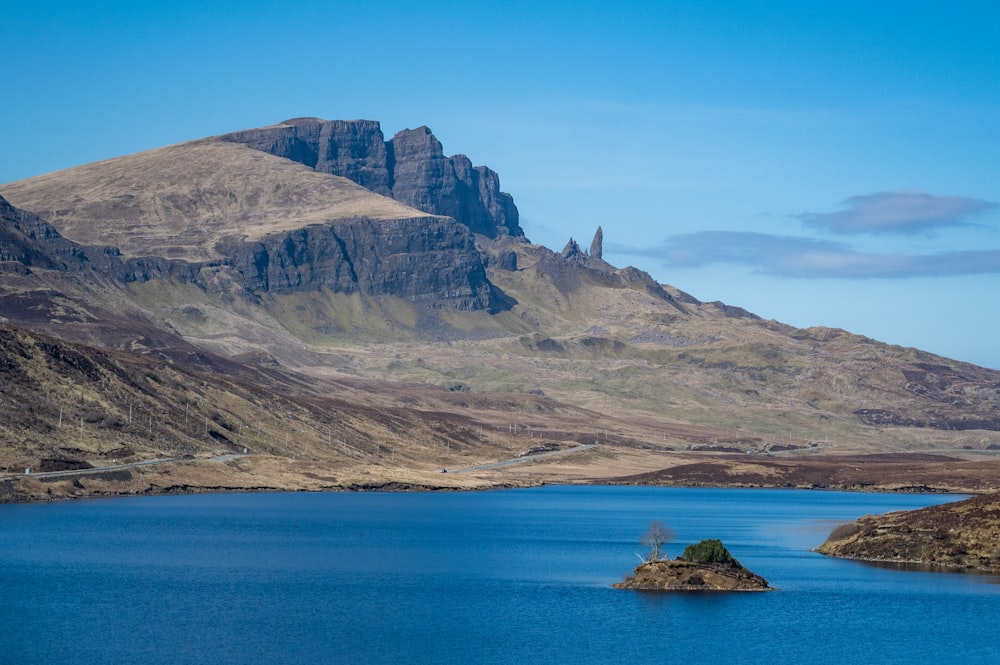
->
xmin=2 ymin=486 xmax=998 ymax=664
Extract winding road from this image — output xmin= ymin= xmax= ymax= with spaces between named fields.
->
xmin=1 ymin=445 xmax=590 ymax=482
xmin=1 ymin=454 xmax=250 ymax=482
xmin=449 ymin=443 xmax=598 ymax=474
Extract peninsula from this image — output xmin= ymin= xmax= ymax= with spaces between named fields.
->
xmin=817 ymin=492 xmax=1000 ymax=572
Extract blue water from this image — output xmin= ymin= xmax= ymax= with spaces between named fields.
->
xmin=2 ymin=487 xmax=998 ymax=664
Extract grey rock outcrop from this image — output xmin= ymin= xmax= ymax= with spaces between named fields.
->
xmin=219 ymin=119 xmax=523 ymax=239
xmin=0 ymin=195 xmax=90 ymax=270
xmin=389 ymin=127 xmax=521 ymax=238
xmin=215 ymin=216 xmax=503 ymax=312
xmin=494 ymin=249 xmax=518 ymax=272
xmin=0 ymin=195 xmax=205 ymax=285
xmin=557 ymin=227 xmax=602 ymax=262
xmin=590 ymin=226 xmax=603 ymax=260
xmin=561 ymin=238 xmax=583 ymax=259
xmin=2 ymin=194 xmax=501 ymax=312
xmin=219 ymin=118 xmax=392 ymax=195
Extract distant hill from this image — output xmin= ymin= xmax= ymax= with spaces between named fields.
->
xmin=2 ymin=118 xmax=1000 ymax=500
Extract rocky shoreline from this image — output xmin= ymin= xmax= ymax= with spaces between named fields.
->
xmin=816 ymin=492 xmax=1000 ymax=572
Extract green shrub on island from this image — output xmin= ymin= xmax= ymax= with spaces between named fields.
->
xmin=680 ymin=539 xmax=742 ymax=568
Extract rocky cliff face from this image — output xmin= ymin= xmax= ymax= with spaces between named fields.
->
xmin=214 ymin=216 xmax=502 ymax=311
xmin=3 ymin=190 xmax=500 ymax=313
xmin=218 ymin=118 xmax=393 ymax=196
xmin=389 ymin=127 xmax=521 ymax=238
xmin=0 ymin=195 xmax=90 ymax=270
xmin=219 ymin=119 xmax=523 ymax=239
xmin=0 ymin=195 xmax=203 ymax=285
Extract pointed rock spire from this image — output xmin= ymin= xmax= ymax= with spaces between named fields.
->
xmin=561 ymin=237 xmax=582 ymax=259
xmin=590 ymin=226 xmax=603 ymax=260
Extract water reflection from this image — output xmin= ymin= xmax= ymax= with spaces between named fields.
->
xmin=859 ymin=558 xmax=1000 ymax=579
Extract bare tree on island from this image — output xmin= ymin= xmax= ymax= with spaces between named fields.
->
xmin=640 ymin=520 xmax=676 ymax=561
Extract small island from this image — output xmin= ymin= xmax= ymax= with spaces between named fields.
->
xmin=613 ymin=522 xmax=773 ymax=591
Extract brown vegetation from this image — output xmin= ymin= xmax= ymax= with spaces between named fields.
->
xmin=611 ymin=453 xmax=1000 ymax=493
xmin=817 ymin=492 xmax=1000 ymax=571
xmin=613 ymin=559 xmax=772 ymax=591
xmin=3 ymin=121 xmax=1000 ymax=503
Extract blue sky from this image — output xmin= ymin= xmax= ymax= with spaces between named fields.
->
xmin=4 ymin=1 xmax=1000 ymax=368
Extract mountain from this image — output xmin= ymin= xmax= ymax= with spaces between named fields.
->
xmin=218 ymin=118 xmax=523 ymax=238
xmin=2 ymin=118 xmax=1000 ymax=501
xmin=0 ymin=138 xmax=505 ymax=315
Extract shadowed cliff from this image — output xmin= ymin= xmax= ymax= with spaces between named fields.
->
xmin=219 ymin=118 xmax=523 ymax=238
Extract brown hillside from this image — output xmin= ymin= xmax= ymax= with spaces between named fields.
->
xmin=2 ymin=119 xmax=1000 ymax=501
xmin=0 ymin=140 xmax=428 ymax=261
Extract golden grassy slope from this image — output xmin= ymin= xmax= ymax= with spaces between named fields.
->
xmin=0 ymin=139 xmax=429 ymax=261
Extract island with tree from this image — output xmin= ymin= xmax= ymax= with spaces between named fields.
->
xmin=613 ymin=521 xmax=773 ymax=591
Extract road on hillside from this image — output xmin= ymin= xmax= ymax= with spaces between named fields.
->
xmin=1 ymin=454 xmax=248 ymax=482
xmin=449 ymin=443 xmax=598 ymax=474
xmin=1 ymin=457 xmax=175 ymax=481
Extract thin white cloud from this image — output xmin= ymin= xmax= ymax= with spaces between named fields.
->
xmin=798 ymin=190 xmax=995 ymax=234
xmin=612 ymin=231 xmax=1000 ymax=279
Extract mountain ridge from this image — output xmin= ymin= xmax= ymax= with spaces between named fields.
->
xmin=0 ymin=138 xmax=508 ymax=315
xmin=2 ymin=118 xmax=1000 ymax=501
xmin=218 ymin=118 xmax=523 ymax=238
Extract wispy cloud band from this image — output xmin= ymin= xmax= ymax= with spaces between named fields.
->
xmin=613 ymin=231 xmax=1000 ymax=279
xmin=798 ymin=190 xmax=995 ymax=234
